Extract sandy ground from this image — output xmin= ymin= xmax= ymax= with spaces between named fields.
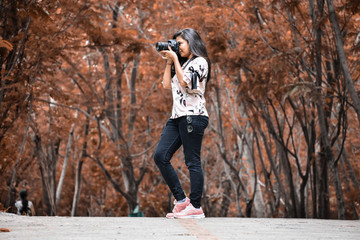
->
xmin=0 ymin=212 xmax=359 ymax=240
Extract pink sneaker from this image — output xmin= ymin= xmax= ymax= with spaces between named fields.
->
xmin=174 ymin=203 xmax=205 ymax=219
xmin=166 ymin=197 xmax=190 ymax=218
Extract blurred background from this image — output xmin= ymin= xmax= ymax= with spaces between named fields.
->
xmin=0 ymin=0 xmax=359 ymax=219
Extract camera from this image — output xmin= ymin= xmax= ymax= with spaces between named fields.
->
xmin=155 ymin=39 xmax=179 ymax=53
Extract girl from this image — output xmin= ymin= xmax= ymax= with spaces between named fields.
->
xmin=154 ymin=28 xmax=211 ymax=219
xmin=15 ymin=190 xmax=36 ymax=216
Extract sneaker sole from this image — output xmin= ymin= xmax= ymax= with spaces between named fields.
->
xmin=174 ymin=214 xmax=205 ymax=219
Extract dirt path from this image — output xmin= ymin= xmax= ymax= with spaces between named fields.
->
xmin=1 ymin=212 xmax=359 ymax=240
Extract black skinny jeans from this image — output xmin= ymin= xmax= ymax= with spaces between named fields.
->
xmin=154 ymin=115 xmax=209 ymax=209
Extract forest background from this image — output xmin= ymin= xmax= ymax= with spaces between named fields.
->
xmin=0 ymin=0 xmax=359 ymax=219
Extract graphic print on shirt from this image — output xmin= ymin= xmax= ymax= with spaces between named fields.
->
xmin=170 ymin=57 xmax=209 ymax=119
xmin=176 ymin=90 xmax=186 ymax=107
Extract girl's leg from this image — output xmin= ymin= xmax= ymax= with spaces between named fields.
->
xmin=154 ymin=119 xmax=186 ymax=201
xmin=179 ymin=116 xmax=209 ymax=208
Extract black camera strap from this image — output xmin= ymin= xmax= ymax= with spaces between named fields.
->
xmin=182 ymin=56 xmax=196 ymax=69
xmin=182 ymin=57 xmax=200 ymax=90
xmin=189 ymin=66 xmax=200 ymax=90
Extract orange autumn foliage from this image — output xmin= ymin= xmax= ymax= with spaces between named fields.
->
xmin=0 ymin=0 xmax=359 ymax=219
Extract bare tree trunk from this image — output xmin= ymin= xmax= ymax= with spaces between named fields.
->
xmin=210 ymin=72 xmax=245 ymax=217
xmin=225 ymin=81 xmax=266 ymax=218
xmin=218 ymin=180 xmax=231 ymax=217
xmin=261 ymin=101 xmax=297 ymax=217
xmin=258 ymin=119 xmax=289 ymax=216
xmin=326 ymin=0 xmax=360 ymax=126
xmin=100 ymin=24 xmax=140 ymax=214
xmin=121 ymin=54 xmax=141 ymax=213
xmin=241 ymin=132 xmax=266 ymax=218
xmin=254 ymin=129 xmax=276 ymax=217
xmin=72 ymin=111 xmax=90 ymax=216
xmin=71 ymin=159 xmax=83 ymax=217
xmin=5 ymin=94 xmax=32 ymax=208
xmin=56 ymin=124 xmax=75 ymax=207
xmin=313 ymin=0 xmax=346 ymax=219
xmin=276 ymin=140 xmax=298 ymax=217
xmin=121 ymin=155 xmax=139 ymax=213
xmin=317 ymin=155 xmax=330 ymax=218
xmin=32 ymin=134 xmax=60 ymax=216
xmin=338 ymin=150 xmax=359 ymax=220
xmin=300 ymin=120 xmax=315 ymax=218
xmin=329 ymin=161 xmax=346 ymax=219
xmin=127 ymin=54 xmax=140 ymax=141
xmin=312 ymin=152 xmax=318 ymax=218
xmin=336 ymin=143 xmax=359 ymax=189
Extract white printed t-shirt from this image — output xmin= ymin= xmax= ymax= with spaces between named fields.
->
xmin=170 ymin=56 xmax=209 ymax=119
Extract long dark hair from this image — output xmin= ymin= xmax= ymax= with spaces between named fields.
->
xmin=172 ymin=28 xmax=211 ymax=82
xmin=19 ymin=190 xmax=29 ymax=215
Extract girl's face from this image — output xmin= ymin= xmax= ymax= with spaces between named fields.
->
xmin=176 ymin=36 xmax=193 ymax=60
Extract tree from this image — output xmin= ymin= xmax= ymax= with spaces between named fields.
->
xmin=1 ymin=0 xmax=359 ymax=219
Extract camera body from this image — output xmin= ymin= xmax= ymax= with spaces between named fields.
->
xmin=155 ymin=39 xmax=179 ymax=53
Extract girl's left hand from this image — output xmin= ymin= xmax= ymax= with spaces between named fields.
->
xmin=160 ymin=46 xmax=177 ymax=62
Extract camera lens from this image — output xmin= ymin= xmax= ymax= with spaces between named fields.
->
xmin=155 ymin=42 xmax=169 ymax=52
xmin=155 ymin=40 xmax=179 ymax=53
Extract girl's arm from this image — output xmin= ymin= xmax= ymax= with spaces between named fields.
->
xmin=162 ymin=61 xmax=172 ymax=89
xmin=160 ymin=47 xmax=188 ymax=88
xmin=172 ymin=57 xmax=187 ymax=87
